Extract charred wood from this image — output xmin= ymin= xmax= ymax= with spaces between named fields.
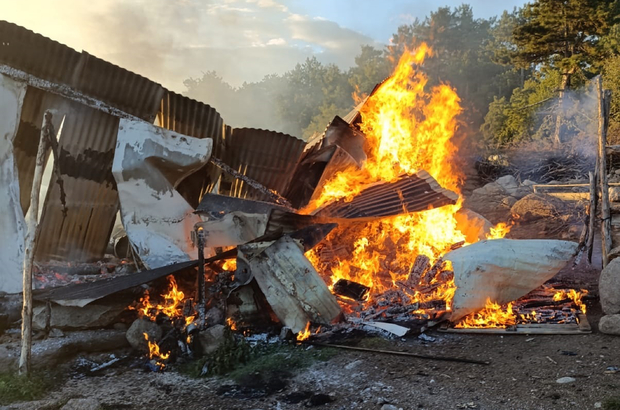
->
xmin=407 ymin=255 xmax=430 ymax=286
xmin=332 ymin=279 xmax=370 ymax=301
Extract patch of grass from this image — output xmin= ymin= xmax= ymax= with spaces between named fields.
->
xmin=0 ymin=371 xmax=53 ymax=405
xmin=357 ymin=336 xmax=393 ymax=350
xmin=603 ymin=396 xmax=620 ymax=410
xmin=180 ymin=330 xmax=337 ymax=380
xmin=226 ymin=344 xmax=336 ymax=382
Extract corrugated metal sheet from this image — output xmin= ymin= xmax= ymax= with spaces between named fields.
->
xmin=315 ymin=171 xmax=458 ymax=220
xmin=157 ymin=91 xmax=227 ymax=207
xmin=220 ymin=128 xmax=306 ymax=202
xmin=14 ymin=87 xmax=120 ymax=262
xmin=0 ymin=20 xmax=165 ymax=122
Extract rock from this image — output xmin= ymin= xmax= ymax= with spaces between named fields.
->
xmin=381 ymin=405 xmax=400 ymax=410
xmin=599 ymin=314 xmax=620 ymax=335
xmin=496 ymin=175 xmax=519 ymax=196
xmin=481 ymin=181 xmax=507 ymax=196
xmin=61 ymin=398 xmax=101 ymax=410
xmin=198 ymin=324 xmax=227 ymax=354
xmin=33 ymin=303 xmax=124 ymax=331
xmin=112 ymin=322 xmax=128 ymax=331
xmin=510 ymin=193 xmax=567 ymax=221
xmin=0 ymin=329 xmax=128 ymax=371
xmin=522 ymin=179 xmax=537 ymax=186
xmin=126 ymin=318 xmax=163 ymax=352
xmin=501 ymin=197 xmax=518 ymax=208
xmin=0 ymin=313 xmax=8 ymax=336
xmin=600 ymin=258 xmax=620 ymax=314
xmin=455 ymin=208 xmax=493 ymax=243
xmin=608 ymin=246 xmax=620 ymax=263
xmin=48 ymin=328 xmax=65 ymax=338
xmin=280 ymin=326 xmax=294 ymax=341
xmin=556 ymin=377 xmax=576 ymax=384
xmin=610 ymin=187 xmax=620 ymax=202
xmin=513 ymin=186 xmax=533 ymax=199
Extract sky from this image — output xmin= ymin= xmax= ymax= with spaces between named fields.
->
xmin=2 ymin=0 xmax=527 ymax=93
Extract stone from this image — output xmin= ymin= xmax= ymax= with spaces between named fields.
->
xmin=480 ymin=182 xmax=507 ymax=196
xmin=513 ymin=186 xmax=533 ymax=199
xmin=610 ymin=187 xmax=620 ymax=203
xmin=0 ymin=329 xmax=128 ymax=371
xmin=381 ymin=405 xmax=400 ymax=410
xmin=599 ymin=314 xmax=620 ymax=335
xmin=48 ymin=328 xmax=65 ymax=338
xmin=280 ymin=326 xmax=294 ymax=341
xmin=126 ymin=318 xmax=163 ymax=352
xmin=556 ymin=377 xmax=576 ymax=384
xmin=32 ymin=303 xmax=124 ymax=331
xmin=198 ymin=324 xmax=227 ymax=354
xmin=510 ymin=193 xmax=567 ymax=221
xmin=608 ymin=246 xmax=620 ymax=263
xmin=501 ymin=196 xmax=517 ymax=208
xmin=61 ymin=398 xmax=101 ymax=410
xmin=600 ymin=258 xmax=620 ymax=314
xmin=495 ymin=175 xmax=519 ymax=196
xmin=521 ymin=179 xmax=537 ymax=186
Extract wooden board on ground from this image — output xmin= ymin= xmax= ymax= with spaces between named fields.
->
xmin=438 ymin=314 xmax=591 ymax=335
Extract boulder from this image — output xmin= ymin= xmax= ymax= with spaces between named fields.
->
xmin=496 ymin=175 xmax=519 ymax=196
xmin=600 ymin=258 xmax=620 ymax=314
xmin=608 ymin=246 xmax=620 ymax=263
xmin=522 ymin=179 xmax=537 ymax=186
xmin=510 ymin=193 xmax=566 ymax=221
xmin=198 ymin=324 xmax=227 ymax=354
xmin=61 ymin=398 xmax=101 ymax=410
xmin=33 ymin=303 xmax=124 ymax=330
xmin=474 ymin=181 xmax=507 ymax=196
xmin=501 ymin=196 xmax=518 ymax=208
xmin=599 ymin=314 xmax=620 ymax=335
xmin=126 ymin=318 xmax=163 ymax=352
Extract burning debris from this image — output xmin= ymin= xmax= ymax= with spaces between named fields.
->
xmin=0 ymin=20 xmax=600 ymax=379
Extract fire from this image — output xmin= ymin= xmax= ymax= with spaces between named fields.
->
xmin=222 ymin=259 xmax=237 ymax=271
xmin=305 ymin=43 xmax=509 ymax=308
xmin=553 ymin=289 xmax=588 ymax=314
xmin=133 ymin=276 xmax=186 ymax=321
xmin=486 ymin=222 xmax=512 ymax=240
xmin=226 ymin=317 xmax=238 ymax=331
xmin=144 ymin=332 xmax=170 ymax=370
xmin=297 ymin=322 xmax=312 ymax=341
xmin=455 ymin=298 xmax=516 ymax=328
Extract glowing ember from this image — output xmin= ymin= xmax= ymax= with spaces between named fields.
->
xmin=144 ymin=332 xmax=170 ymax=370
xmin=305 ymin=43 xmax=509 ymax=313
xmin=226 ymin=317 xmax=238 ymax=331
xmin=222 ymin=259 xmax=237 ymax=271
xmin=455 ymin=298 xmax=516 ymax=329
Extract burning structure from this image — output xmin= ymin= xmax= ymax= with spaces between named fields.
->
xmin=0 ymin=20 xmax=601 ymax=373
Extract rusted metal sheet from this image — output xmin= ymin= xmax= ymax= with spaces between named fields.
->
xmin=219 ymin=128 xmax=306 ymax=202
xmin=157 ymin=91 xmax=227 ymax=207
xmin=0 ymin=20 xmax=165 ymax=122
xmin=315 ymin=171 xmax=459 ymax=220
xmin=14 ymin=87 xmax=122 ymax=262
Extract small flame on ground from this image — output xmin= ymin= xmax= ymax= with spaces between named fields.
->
xmin=143 ymin=333 xmax=170 ymax=370
xmin=132 ymin=276 xmax=186 ymax=321
xmin=553 ymin=289 xmax=588 ymax=314
xmin=226 ymin=317 xmax=238 ymax=331
xmin=297 ymin=322 xmax=312 ymax=341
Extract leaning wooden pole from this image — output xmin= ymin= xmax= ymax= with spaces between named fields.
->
xmin=587 ymin=171 xmax=597 ymax=263
xmin=597 ymin=77 xmax=612 ymax=267
xmin=18 ymin=110 xmax=54 ymax=376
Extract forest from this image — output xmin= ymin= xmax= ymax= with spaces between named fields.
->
xmin=183 ymin=0 xmax=620 ymax=146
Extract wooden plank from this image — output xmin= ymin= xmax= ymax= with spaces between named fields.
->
xmin=239 ymin=235 xmax=342 ymax=333
xmin=598 ymin=77 xmax=612 ymax=267
xmin=587 ymin=171 xmax=597 ymax=263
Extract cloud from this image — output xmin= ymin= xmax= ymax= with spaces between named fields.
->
xmin=3 ymin=0 xmax=382 ymax=91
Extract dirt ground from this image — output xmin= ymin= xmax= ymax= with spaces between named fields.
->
xmin=3 ymin=196 xmax=619 ymax=410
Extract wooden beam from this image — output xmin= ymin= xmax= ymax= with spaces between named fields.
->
xmin=598 ymin=77 xmax=612 ymax=267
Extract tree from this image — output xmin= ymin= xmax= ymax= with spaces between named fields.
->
xmin=512 ymin=0 xmax=620 ymax=142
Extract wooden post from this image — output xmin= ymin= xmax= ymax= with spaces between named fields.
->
xmin=587 ymin=171 xmax=597 ymax=263
xmin=19 ymin=111 xmax=54 ymax=375
xmin=196 ymin=227 xmax=206 ymax=329
xmin=598 ymin=77 xmax=612 ymax=267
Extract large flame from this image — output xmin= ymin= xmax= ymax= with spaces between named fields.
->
xmin=306 ymin=43 xmax=508 ymax=310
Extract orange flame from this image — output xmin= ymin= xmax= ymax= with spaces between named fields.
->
xmin=143 ymin=333 xmax=170 ymax=369
xmin=455 ymin=298 xmax=516 ymax=328
xmin=222 ymin=259 xmax=237 ymax=271
xmin=553 ymin=289 xmax=588 ymax=314
xmin=306 ymin=43 xmax=510 ymax=311
xmin=133 ymin=276 xmax=186 ymax=321
xmin=226 ymin=317 xmax=238 ymax=331
xmin=296 ymin=322 xmax=312 ymax=341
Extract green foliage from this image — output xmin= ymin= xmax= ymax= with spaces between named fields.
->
xmin=0 ymin=372 xmax=53 ymax=405
xmin=603 ymin=396 xmax=620 ymax=410
xmin=512 ymin=0 xmax=620 ymax=75
xmin=603 ymin=55 xmax=620 ymax=143
xmin=182 ymin=336 xmax=336 ymax=381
